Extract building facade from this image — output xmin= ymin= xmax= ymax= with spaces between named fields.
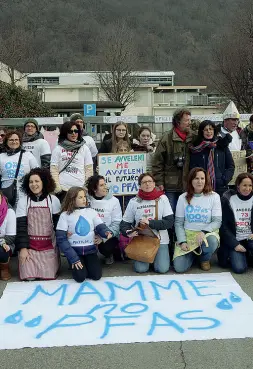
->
xmin=27 ymin=71 xmax=225 ymax=117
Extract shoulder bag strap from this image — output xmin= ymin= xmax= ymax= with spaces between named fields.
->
xmin=59 ymin=150 xmax=78 ymax=174
xmin=14 ymin=151 xmax=24 ymax=182
xmin=155 ymin=198 xmax=159 ymax=220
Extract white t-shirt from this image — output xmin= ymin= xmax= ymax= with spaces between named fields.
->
xmin=23 ymin=139 xmax=51 ymax=167
xmin=221 ymin=127 xmax=241 ymax=151
xmin=88 ymin=195 xmax=122 ymax=230
xmin=56 ymin=207 xmax=104 ymax=248
xmin=50 ymin=144 xmax=93 ymax=190
xmin=83 ymin=135 xmax=98 ymax=158
xmin=0 ymin=151 xmax=38 ymax=189
xmin=0 ymin=208 xmax=16 ymax=238
xmin=122 ymin=194 xmax=173 ymax=244
xmin=176 ymin=192 xmax=222 ymax=231
xmin=16 ymin=195 xmax=61 ymax=217
xmin=230 ymin=194 xmax=253 ymax=241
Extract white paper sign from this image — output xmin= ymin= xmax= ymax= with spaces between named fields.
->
xmin=98 ymin=152 xmax=146 ymax=195
xmin=103 ymin=116 xmax=138 ymax=124
xmin=0 ymin=273 xmax=253 ymax=349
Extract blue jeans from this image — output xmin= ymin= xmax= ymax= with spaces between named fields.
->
xmin=165 ymin=192 xmax=180 ymax=214
xmin=173 ymin=235 xmax=218 ymax=273
xmin=229 ymin=239 xmax=253 ymax=274
xmin=134 ymin=244 xmax=170 ymax=274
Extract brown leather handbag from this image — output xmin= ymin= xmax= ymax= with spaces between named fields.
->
xmin=125 ymin=200 xmax=160 ymax=264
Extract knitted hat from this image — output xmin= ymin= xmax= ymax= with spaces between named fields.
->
xmin=24 ymin=118 xmax=39 ymax=131
xmin=223 ymin=101 xmax=240 ymax=120
xmin=70 ymin=113 xmax=84 ymax=122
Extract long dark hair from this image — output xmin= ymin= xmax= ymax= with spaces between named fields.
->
xmin=58 ymin=121 xmax=82 ymax=142
xmin=186 ymin=167 xmax=213 ymax=204
xmin=61 ymin=187 xmax=87 ymax=214
xmin=192 ymin=120 xmax=218 ymax=146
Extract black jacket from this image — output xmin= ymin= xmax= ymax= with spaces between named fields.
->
xmin=220 ymin=190 xmax=253 ymax=250
xmin=189 ymin=134 xmax=235 ymax=192
xmin=98 ymin=138 xmax=112 ymax=154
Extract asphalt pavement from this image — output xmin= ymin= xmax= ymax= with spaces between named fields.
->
xmin=1 ymin=255 xmax=253 ymax=369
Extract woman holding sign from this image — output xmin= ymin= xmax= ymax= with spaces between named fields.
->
xmin=173 ymin=167 xmax=222 ymax=273
xmin=218 ymin=173 xmax=253 ymax=273
xmin=86 ymin=175 xmax=122 ymax=264
xmin=120 ymin=173 xmax=174 ymax=273
xmin=98 ymin=122 xmax=132 ymax=154
xmin=132 ymin=127 xmax=156 ymax=172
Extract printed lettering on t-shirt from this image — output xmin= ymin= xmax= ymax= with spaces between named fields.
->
xmin=185 ymin=204 xmax=209 ymax=223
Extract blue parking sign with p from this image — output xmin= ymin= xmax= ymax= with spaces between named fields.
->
xmin=84 ymin=104 xmax=96 ymax=117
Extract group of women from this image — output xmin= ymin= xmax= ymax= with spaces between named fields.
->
xmin=0 ymin=117 xmax=253 ymax=284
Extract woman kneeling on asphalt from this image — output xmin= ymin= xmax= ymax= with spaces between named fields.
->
xmin=218 ymin=173 xmax=253 ymax=274
xmin=173 ymin=167 xmax=221 ymax=273
xmin=120 ymin=173 xmax=174 ymax=274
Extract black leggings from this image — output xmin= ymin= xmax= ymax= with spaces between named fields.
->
xmin=0 ymin=247 xmax=10 ymax=263
xmin=71 ymin=253 xmax=102 ymax=283
xmin=98 ymin=237 xmax=118 ymax=257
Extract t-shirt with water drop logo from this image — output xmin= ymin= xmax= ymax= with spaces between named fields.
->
xmin=56 ymin=208 xmax=104 ymax=248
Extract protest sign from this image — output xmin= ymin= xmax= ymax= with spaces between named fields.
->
xmin=229 ymin=151 xmax=247 ymax=185
xmin=1 ymin=273 xmax=253 ymax=349
xmin=98 ymin=153 xmax=147 ymax=195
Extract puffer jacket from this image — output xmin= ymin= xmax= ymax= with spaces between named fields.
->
xmin=152 ymin=128 xmax=194 ymax=192
xmin=189 ymin=134 xmax=235 ymax=193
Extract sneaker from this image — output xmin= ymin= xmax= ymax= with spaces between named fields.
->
xmin=105 ymin=255 xmax=114 ymax=265
xmin=200 ymin=261 xmax=211 ymax=271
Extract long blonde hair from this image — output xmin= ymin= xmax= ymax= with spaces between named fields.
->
xmin=111 ymin=121 xmax=131 ymax=153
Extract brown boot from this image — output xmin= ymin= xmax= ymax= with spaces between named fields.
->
xmin=0 ymin=260 xmax=11 ymax=281
xmin=200 ymin=261 xmax=211 ymax=271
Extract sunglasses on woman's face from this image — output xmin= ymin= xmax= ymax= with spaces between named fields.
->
xmin=68 ymin=129 xmax=79 ymax=134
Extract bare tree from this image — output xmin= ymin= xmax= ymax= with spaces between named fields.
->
xmin=210 ymin=2 xmax=253 ymax=112
xmin=95 ymin=22 xmax=140 ymax=110
xmin=0 ymin=28 xmax=38 ymax=85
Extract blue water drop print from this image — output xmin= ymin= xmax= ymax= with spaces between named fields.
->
xmin=216 ymin=298 xmax=233 ymax=310
xmin=4 ymin=310 xmax=23 ymax=324
xmin=230 ymin=292 xmax=242 ymax=303
xmin=75 ymin=216 xmax=90 ymax=236
xmin=25 ymin=315 xmax=42 ymax=328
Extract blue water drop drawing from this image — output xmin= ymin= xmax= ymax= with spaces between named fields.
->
xmin=4 ymin=310 xmax=23 ymax=324
xmin=216 ymin=298 xmax=233 ymax=310
xmin=25 ymin=315 xmax=42 ymax=328
xmin=230 ymin=292 xmax=242 ymax=303
xmin=75 ymin=216 xmax=90 ymax=236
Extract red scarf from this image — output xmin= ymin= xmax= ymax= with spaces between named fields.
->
xmin=138 ymin=188 xmax=164 ymax=200
xmin=174 ymin=127 xmax=187 ymax=142
xmin=0 ymin=195 xmax=8 ymax=227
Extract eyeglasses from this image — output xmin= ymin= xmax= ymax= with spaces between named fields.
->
xmin=0 ymin=134 xmax=5 ymax=138
xmin=8 ymin=139 xmax=20 ymax=142
xmin=141 ymin=180 xmax=154 ymax=185
xmin=26 ymin=124 xmax=36 ymax=129
xmin=68 ymin=129 xmax=79 ymax=134
xmin=116 ymin=129 xmax=127 ymax=132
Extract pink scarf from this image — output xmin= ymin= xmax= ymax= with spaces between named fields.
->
xmin=0 ymin=195 xmax=8 ymax=227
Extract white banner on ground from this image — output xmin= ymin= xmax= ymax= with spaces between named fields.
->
xmin=98 ymin=152 xmax=146 ymax=195
xmin=0 ymin=273 xmax=253 ymax=350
